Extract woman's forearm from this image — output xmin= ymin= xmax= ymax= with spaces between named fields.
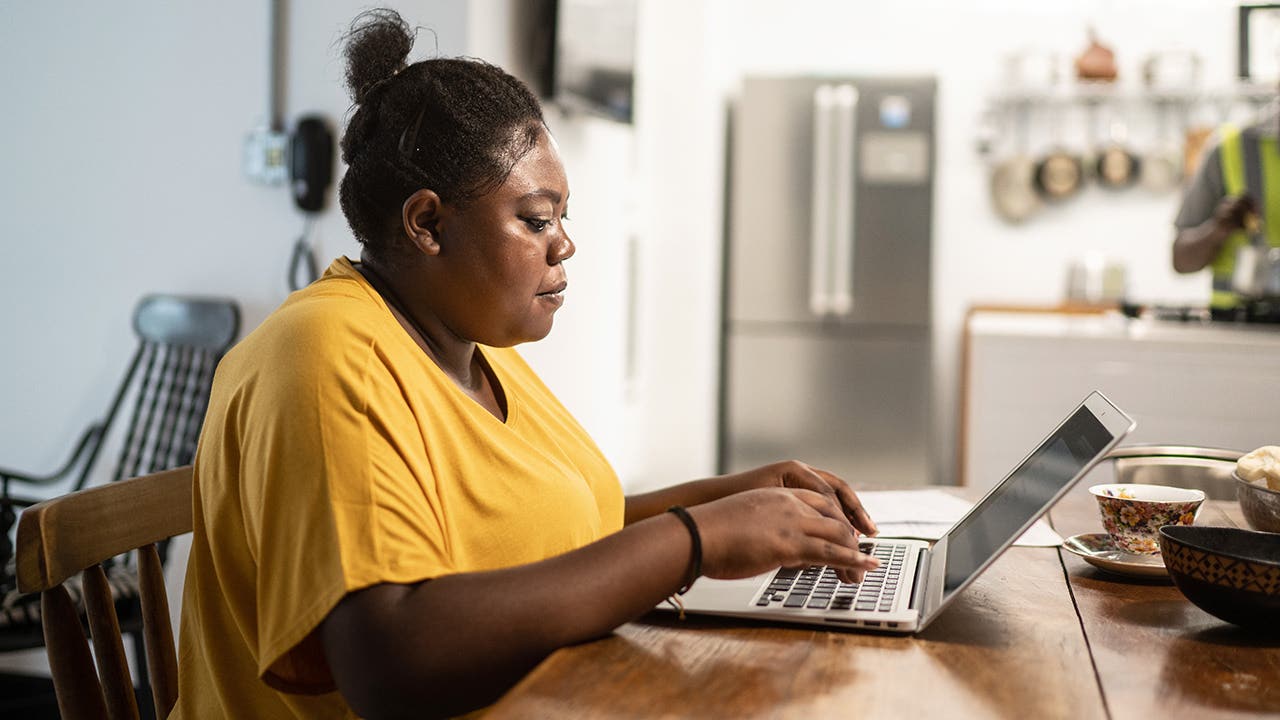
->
xmin=625 ymin=474 xmax=763 ymax=524
xmin=323 ymin=510 xmax=694 ymax=719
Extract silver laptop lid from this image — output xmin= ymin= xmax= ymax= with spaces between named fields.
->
xmin=918 ymin=391 xmax=1135 ymax=626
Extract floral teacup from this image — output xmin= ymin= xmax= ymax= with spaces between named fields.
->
xmin=1089 ymin=484 xmax=1205 ymax=555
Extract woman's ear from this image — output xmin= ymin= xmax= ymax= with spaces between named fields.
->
xmin=402 ymin=189 xmax=444 ymax=256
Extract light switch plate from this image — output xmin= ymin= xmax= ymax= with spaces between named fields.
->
xmin=243 ymin=127 xmax=289 ymax=185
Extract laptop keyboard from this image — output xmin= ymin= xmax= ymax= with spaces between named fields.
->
xmin=755 ymin=542 xmax=908 ymax=613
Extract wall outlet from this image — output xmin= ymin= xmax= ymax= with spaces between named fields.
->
xmin=243 ymin=127 xmax=289 ymax=185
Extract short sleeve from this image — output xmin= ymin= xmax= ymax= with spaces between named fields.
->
xmin=1174 ymin=143 xmax=1225 ymax=230
xmin=240 ymin=313 xmax=453 ymax=691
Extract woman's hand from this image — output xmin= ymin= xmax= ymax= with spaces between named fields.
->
xmin=723 ymin=460 xmax=878 ymax=538
xmin=687 ymin=487 xmax=878 ymax=584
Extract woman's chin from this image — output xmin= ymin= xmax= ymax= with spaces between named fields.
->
xmin=489 ymin=320 xmax=555 ymax=347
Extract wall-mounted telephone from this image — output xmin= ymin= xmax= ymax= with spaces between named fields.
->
xmin=290 ymin=115 xmax=334 ymax=213
xmin=286 ymin=115 xmax=334 ymax=290
xmin=245 ymin=1 xmax=338 ymax=290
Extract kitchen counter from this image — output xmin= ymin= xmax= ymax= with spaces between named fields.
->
xmin=961 ymin=309 xmax=1280 ymax=488
xmin=969 ymin=310 xmax=1280 ymax=346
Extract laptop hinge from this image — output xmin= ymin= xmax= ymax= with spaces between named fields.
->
xmin=908 ymin=548 xmax=929 ymax=610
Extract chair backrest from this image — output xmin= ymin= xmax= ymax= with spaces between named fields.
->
xmin=79 ymin=295 xmax=239 ymax=491
xmin=15 ymin=465 xmax=193 ymax=720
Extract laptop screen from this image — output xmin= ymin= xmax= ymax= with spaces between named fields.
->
xmin=941 ymin=405 xmax=1116 ymax=598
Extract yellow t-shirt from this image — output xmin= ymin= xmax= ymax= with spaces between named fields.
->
xmin=172 ymin=257 xmax=624 ymax=718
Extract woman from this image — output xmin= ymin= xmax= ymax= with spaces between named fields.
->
xmin=174 ymin=9 xmax=878 ymax=719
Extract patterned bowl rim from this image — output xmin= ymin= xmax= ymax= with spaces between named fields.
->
xmin=1159 ymin=525 xmax=1280 ymax=568
xmin=1235 ymin=471 xmax=1280 ymax=498
xmin=1088 ymin=483 xmax=1206 ymax=504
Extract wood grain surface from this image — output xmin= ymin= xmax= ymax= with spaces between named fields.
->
xmin=488 ymin=541 xmax=1103 ymax=718
xmin=1050 ymin=465 xmax=1280 ymax=720
xmin=490 ymin=471 xmax=1280 ymax=719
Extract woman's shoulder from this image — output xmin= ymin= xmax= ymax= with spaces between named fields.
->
xmin=222 ymin=260 xmax=398 ymax=378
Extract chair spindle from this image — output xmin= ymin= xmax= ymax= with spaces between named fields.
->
xmin=83 ymin=565 xmax=141 ymax=720
xmin=138 ymin=543 xmax=178 ymax=718
xmin=43 ymin=584 xmax=109 ymax=719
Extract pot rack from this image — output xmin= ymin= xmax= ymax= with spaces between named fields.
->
xmin=986 ymin=79 xmax=1277 ymax=110
xmin=977 ymin=81 xmax=1280 ymax=162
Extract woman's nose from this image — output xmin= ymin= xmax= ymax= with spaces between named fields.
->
xmin=551 ymin=230 xmax=575 ymax=264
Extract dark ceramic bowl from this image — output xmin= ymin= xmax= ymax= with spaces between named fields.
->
xmin=1236 ymin=471 xmax=1280 ymax=533
xmin=1159 ymin=525 xmax=1280 ymax=629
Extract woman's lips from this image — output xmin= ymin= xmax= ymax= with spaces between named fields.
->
xmin=537 ymin=282 xmax=567 ymax=307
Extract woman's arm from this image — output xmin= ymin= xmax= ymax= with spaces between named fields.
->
xmin=322 ymin=486 xmax=877 ymax=720
xmin=624 ymin=473 xmax=754 ymax=523
xmin=625 ymin=460 xmax=877 ymax=536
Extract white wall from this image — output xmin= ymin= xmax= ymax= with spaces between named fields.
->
xmin=0 ymin=0 xmax=468 ymax=677
xmin=0 ymin=0 xmax=470 ymax=492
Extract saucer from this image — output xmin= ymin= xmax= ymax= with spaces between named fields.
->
xmin=1062 ymin=533 xmax=1169 ymax=578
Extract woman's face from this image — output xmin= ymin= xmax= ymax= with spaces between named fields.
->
xmin=430 ymin=125 xmax=575 ymax=347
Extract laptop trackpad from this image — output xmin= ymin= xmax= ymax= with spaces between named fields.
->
xmin=674 ymin=574 xmax=771 ymax=613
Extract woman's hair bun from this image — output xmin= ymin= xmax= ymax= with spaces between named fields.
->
xmin=343 ymin=8 xmax=415 ymax=105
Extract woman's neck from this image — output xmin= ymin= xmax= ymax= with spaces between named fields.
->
xmin=357 ymin=253 xmax=481 ymax=391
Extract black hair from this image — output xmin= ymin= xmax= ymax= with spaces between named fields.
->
xmin=338 ymin=8 xmax=545 ymax=259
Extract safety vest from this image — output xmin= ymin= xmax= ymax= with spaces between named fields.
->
xmin=1214 ymin=124 xmax=1280 ymax=309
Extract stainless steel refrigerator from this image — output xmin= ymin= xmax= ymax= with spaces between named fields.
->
xmin=719 ymin=75 xmax=936 ymax=485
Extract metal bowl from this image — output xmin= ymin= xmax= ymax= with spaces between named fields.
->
xmin=1107 ymin=445 xmax=1243 ymax=501
xmin=1237 ymin=471 xmax=1280 ymax=533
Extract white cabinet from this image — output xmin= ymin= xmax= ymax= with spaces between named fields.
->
xmin=963 ymin=311 xmax=1280 ymax=491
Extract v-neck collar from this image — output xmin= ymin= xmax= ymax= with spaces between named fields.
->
xmin=338 ymin=257 xmax=516 ymax=426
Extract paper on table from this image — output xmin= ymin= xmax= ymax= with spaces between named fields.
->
xmin=859 ymin=489 xmax=973 ymax=524
xmin=859 ymin=489 xmax=1064 ymax=547
xmin=873 ymin=520 xmax=1063 ymax=547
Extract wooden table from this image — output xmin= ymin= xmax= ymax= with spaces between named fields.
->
xmin=488 ymin=472 xmax=1280 ymax=719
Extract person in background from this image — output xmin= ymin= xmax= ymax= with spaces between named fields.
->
xmin=1172 ymin=105 xmax=1280 ymax=315
xmin=172 ymin=9 xmax=878 ymax=719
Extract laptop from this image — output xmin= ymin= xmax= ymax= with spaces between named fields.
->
xmin=668 ymin=390 xmax=1135 ymax=633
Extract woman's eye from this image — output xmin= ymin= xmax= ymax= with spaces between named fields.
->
xmin=523 ymin=217 xmax=550 ymax=232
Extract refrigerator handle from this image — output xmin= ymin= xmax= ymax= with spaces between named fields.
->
xmin=829 ymin=84 xmax=858 ymax=316
xmin=808 ymin=85 xmax=835 ymax=316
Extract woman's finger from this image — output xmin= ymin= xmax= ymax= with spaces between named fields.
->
xmin=783 ymin=464 xmax=848 ymax=517
xmin=788 ymin=488 xmax=852 ymax=527
xmin=791 ymin=528 xmax=879 ymax=573
xmin=813 ymin=467 xmax=878 ymax=537
xmin=781 ymin=463 xmax=838 ymax=499
xmin=798 ymin=515 xmax=871 ymax=556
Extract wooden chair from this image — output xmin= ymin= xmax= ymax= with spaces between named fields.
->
xmin=0 ymin=294 xmax=237 ymax=684
xmin=15 ymin=465 xmax=192 ymax=720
